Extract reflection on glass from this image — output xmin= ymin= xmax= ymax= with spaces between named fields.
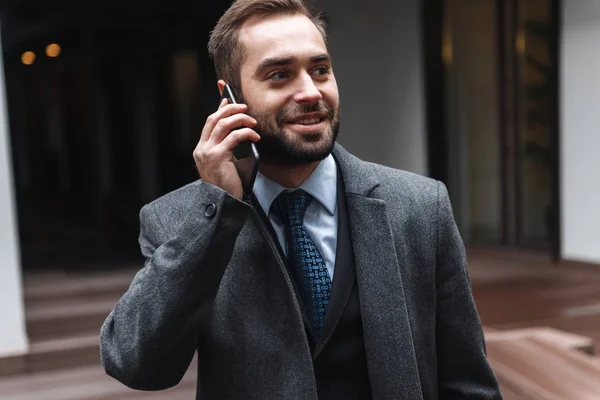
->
xmin=517 ymin=0 xmax=555 ymax=248
xmin=443 ymin=0 xmax=502 ymax=245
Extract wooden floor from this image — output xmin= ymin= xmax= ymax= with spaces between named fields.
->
xmin=2 ymin=247 xmax=600 ymax=399
xmin=469 ymin=248 xmax=600 ymax=354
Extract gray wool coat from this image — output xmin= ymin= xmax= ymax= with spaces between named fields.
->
xmin=100 ymin=143 xmax=502 ymax=399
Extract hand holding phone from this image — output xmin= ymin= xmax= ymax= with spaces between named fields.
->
xmin=192 ymin=84 xmax=260 ymax=201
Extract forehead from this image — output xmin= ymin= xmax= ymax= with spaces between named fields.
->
xmin=239 ymin=14 xmax=328 ymax=69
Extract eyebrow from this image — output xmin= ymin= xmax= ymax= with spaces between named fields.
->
xmin=254 ymin=53 xmax=331 ymax=76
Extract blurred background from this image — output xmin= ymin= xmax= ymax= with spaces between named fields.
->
xmin=1 ymin=0 xmax=599 ymax=398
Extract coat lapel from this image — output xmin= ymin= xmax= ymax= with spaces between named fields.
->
xmin=333 ymin=144 xmax=423 ymax=399
xmin=249 ymin=193 xmax=318 ymax=344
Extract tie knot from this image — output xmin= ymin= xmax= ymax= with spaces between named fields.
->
xmin=271 ymin=190 xmax=313 ymax=227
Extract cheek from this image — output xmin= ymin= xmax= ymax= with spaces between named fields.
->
xmin=321 ymin=84 xmax=339 ymax=106
xmin=256 ymin=97 xmax=288 ymax=119
xmin=248 ymin=100 xmax=281 ymax=125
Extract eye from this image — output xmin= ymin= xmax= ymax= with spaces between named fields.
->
xmin=312 ymin=66 xmax=331 ymax=77
xmin=268 ymin=71 xmax=290 ymax=81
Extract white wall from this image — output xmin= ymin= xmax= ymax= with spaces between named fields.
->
xmin=316 ymin=0 xmax=427 ymax=175
xmin=561 ymin=1 xmax=600 ymax=264
xmin=0 ymin=26 xmax=28 ymax=356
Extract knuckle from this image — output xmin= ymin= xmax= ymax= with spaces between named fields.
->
xmin=193 ymin=148 xmax=204 ymax=161
xmin=216 ymin=119 xmax=228 ymax=130
xmin=204 ymin=147 xmax=220 ymax=160
xmin=229 ymin=129 xmax=244 ymax=139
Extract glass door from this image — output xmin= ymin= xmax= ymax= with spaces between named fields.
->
xmin=428 ymin=0 xmax=560 ymax=255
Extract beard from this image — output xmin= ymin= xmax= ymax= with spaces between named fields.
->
xmin=240 ymin=95 xmax=341 ymax=166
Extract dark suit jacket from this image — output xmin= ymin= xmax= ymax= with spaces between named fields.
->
xmin=100 ymin=143 xmax=502 ymax=399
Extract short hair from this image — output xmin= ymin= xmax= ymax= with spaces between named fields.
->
xmin=207 ymin=0 xmax=328 ymax=94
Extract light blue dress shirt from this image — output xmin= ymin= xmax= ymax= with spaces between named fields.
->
xmin=253 ymin=154 xmax=339 ymax=280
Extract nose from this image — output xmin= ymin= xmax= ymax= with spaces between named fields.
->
xmin=292 ymin=72 xmax=323 ymax=105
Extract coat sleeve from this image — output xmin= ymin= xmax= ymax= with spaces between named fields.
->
xmin=100 ymin=181 xmax=251 ymax=390
xmin=435 ymin=181 xmax=503 ymax=399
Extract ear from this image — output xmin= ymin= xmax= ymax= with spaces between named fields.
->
xmin=217 ymin=79 xmax=227 ymax=96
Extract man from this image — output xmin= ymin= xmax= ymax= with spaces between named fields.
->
xmin=100 ymin=0 xmax=502 ymax=399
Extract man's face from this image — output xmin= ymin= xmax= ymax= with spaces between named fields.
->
xmin=237 ymin=14 xmax=340 ymax=166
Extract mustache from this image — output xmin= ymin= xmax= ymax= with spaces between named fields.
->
xmin=276 ymin=102 xmax=335 ymax=125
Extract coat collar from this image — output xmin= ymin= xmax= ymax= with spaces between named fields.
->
xmin=332 ymin=143 xmax=381 ymax=197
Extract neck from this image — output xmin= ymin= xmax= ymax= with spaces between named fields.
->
xmin=259 ymin=161 xmax=321 ymax=188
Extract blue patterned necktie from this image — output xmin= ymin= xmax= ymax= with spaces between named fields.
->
xmin=272 ymin=190 xmax=333 ymax=337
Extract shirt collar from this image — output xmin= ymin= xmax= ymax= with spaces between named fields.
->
xmin=253 ymin=154 xmax=338 ymax=216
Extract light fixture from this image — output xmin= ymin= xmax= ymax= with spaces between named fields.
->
xmin=516 ymin=32 xmax=526 ymax=55
xmin=21 ymin=51 xmax=36 ymax=65
xmin=442 ymin=36 xmax=453 ymax=65
xmin=46 ymin=43 xmax=61 ymax=58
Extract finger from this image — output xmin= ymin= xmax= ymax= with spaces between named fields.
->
xmin=200 ymin=103 xmax=248 ymax=144
xmin=209 ymin=113 xmax=257 ymax=145
xmin=219 ymin=128 xmax=261 ymax=152
xmin=218 ymin=98 xmax=228 ymax=109
xmin=200 ymin=103 xmax=246 ymax=143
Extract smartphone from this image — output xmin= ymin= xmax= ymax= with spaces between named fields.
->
xmin=220 ymin=84 xmax=260 ymax=196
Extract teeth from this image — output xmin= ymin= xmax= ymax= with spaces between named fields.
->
xmin=295 ymin=118 xmax=320 ymax=125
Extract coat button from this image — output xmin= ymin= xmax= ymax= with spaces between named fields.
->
xmin=204 ymin=203 xmax=217 ymax=218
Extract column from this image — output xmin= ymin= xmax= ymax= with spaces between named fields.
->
xmin=560 ymin=1 xmax=600 ymax=263
xmin=0 ymin=22 xmax=28 ymax=358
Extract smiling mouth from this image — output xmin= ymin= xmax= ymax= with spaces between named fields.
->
xmin=288 ymin=117 xmax=326 ymax=126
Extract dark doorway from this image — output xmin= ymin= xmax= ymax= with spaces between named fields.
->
xmin=2 ymin=2 xmax=230 ymax=270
